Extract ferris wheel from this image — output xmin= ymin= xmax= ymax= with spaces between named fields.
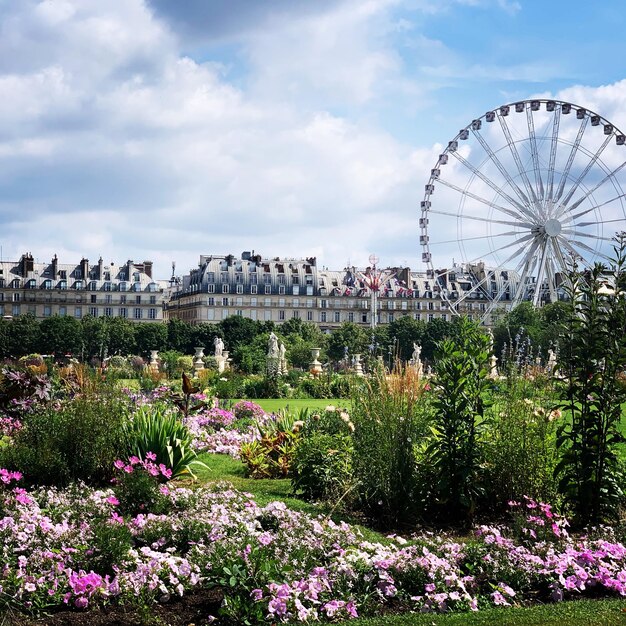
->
xmin=420 ymin=99 xmax=626 ymax=319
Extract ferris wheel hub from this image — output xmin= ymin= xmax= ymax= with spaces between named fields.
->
xmin=544 ymin=218 xmax=562 ymax=237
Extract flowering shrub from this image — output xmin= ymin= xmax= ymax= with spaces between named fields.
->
xmin=233 ymin=401 xmax=266 ymax=422
xmin=112 ymin=454 xmax=172 ymax=516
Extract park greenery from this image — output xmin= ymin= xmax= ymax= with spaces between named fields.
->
xmin=2 ymin=241 xmax=626 ymax=624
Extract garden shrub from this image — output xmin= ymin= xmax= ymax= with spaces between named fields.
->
xmin=556 ymin=235 xmax=626 ymax=526
xmin=482 ymin=368 xmax=559 ymax=513
xmin=240 ymin=411 xmax=299 ymax=478
xmin=291 ymin=406 xmax=354 ymax=503
xmin=350 ymin=364 xmax=431 ymax=528
xmin=427 ymin=317 xmax=492 ymax=525
xmin=0 ymin=385 xmax=129 ymax=487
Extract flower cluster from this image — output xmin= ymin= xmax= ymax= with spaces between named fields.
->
xmin=113 ymin=453 xmax=173 ymax=481
xmin=233 ymin=401 xmax=266 ymax=421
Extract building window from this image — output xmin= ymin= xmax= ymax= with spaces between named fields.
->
xmin=320 ymin=299 xmax=327 ymax=309
xmin=361 ymin=313 xmax=368 ymax=323
xmin=292 ymin=298 xmax=300 ymax=307
xmin=264 ymin=310 xmax=272 ymax=321
xmin=263 ymin=274 xmax=271 ymax=284
xmin=306 ymin=299 xmax=313 ymax=308
xmin=251 ymin=285 xmax=257 ymax=294
xmin=134 ymin=308 xmax=142 ymax=319
xmin=292 ymin=276 xmax=299 ymax=285
xmin=90 ymin=294 xmax=97 ymax=303
xmin=348 ymin=311 xmax=354 ymax=322
xmin=250 ymin=273 xmax=257 ymax=284
xmin=59 ymin=306 xmax=66 ymax=316
xmin=104 ymin=282 xmax=112 ymax=291
xmin=334 ymin=311 xmax=340 ymax=323
xmin=428 ymin=314 xmax=434 ymax=322
xmin=292 ymin=286 xmax=300 ymax=296
xmin=222 ymin=297 xmax=229 ymax=306
xmin=306 ymin=311 xmax=313 ymax=321
xmin=133 ymin=272 xmax=140 ymax=282
xmin=292 ymin=310 xmax=300 ymax=319
xmin=133 ymin=282 xmax=141 ymax=292
xmin=43 ymin=306 xmax=51 ymax=317
xmin=119 ymin=308 xmax=127 ymax=318
xmin=104 ymin=307 xmax=113 ymax=317
xmin=208 ymin=297 xmax=215 ymax=306
xmin=278 ymin=298 xmax=285 ymax=307
xmin=12 ymin=304 xmax=20 ymax=316
xmin=236 ymin=284 xmax=243 ymax=294
xmin=207 ymin=309 xmax=215 ymax=321
xmin=59 ymin=280 xmax=67 ymax=290
xmin=105 ymin=294 xmax=112 ymax=304
xmin=320 ymin=311 xmax=327 ymax=322
xmin=221 ymin=272 xmax=228 ymax=283
xmin=264 ymin=298 xmax=271 ymax=307
xmin=250 ymin=297 xmax=257 ymax=306
xmin=148 ymin=283 xmax=157 ymax=292
xmin=149 ymin=308 xmax=157 ymax=320
xmin=74 ymin=307 xmax=82 ymax=318
xmin=388 ymin=313 xmax=394 ymax=322
xmin=279 ymin=310 xmax=285 ymax=321
xmin=264 ymin=285 xmax=271 ymax=294
xmin=148 ymin=295 xmax=156 ymax=304
xmin=222 ymin=284 xmax=229 ymax=294
xmin=222 ymin=309 xmax=230 ymax=319
xmin=208 ymin=284 xmax=215 ymax=293
xmin=12 ymin=293 xmax=20 ymax=302
xmin=136 ymin=295 xmax=141 ymax=304
xmin=207 ymin=272 xmax=215 ymax=282
xmin=236 ymin=297 xmax=243 ymax=306
xmin=236 ymin=309 xmax=244 ymax=317
xmin=235 ymin=273 xmax=243 ymax=283
xmin=90 ymin=307 xmax=98 ymax=317
xmin=119 ymin=282 xmax=127 ymax=292
xmin=278 ymin=285 xmax=285 ymax=295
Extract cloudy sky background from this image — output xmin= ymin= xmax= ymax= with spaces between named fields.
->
xmin=2 ymin=0 xmax=626 ymax=278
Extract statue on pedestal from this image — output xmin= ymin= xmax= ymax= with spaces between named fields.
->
xmin=214 ymin=336 xmax=224 ymax=358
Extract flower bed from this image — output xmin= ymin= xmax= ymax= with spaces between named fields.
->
xmin=2 ymin=473 xmax=626 ymax=624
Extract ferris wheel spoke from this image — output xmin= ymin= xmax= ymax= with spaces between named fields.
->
xmin=429 ymin=208 xmax=533 ymax=229
xmin=560 ymin=236 xmax=611 ymax=263
xmin=559 ymin=134 xmax=613 ymax=208
xmin=472 ymin=128 xmax=531 ymax=208
xmin=451 ymin=151 xmax=533 ymax=218
xmin=560 ymin=229 xmax=614 ymax=243
xmin=545 ymin=251 xmax=559 ymax=304
xmin=428 ymin=231 xmax=526 ymax=247
xmin=562 ymin=162 xmax=626 ymax=214
xmin=546 ymin=105 xmax=562 ymax=201
xmin=565 ymin=194 xmax=625 ymax=223
xmin=532 ymin=240 xmax=552 ymax=306
xmin=576 ymin=216 xmax=626 ymax=227
xmin=497 ymin=113 xmax=539 ymax=206
xmin=526 ymin=107 xmax=545 ymax=201
xmin=555 ymin=115 xmax=589 ymax=202
xmin=436 ymin=177 xmax=533 ymax=224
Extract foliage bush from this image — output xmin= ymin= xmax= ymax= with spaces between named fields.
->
xmin=482 ymin=368 xmax=559 ymax=514
xmin=291 ymin=406 xmax=355 ymax=503
xmin=556 ymin=235 xmax=626 ymax=526
xmin=0 ymin=385 xmax=129 ymax=487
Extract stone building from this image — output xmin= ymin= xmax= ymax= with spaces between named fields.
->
xmin=164 ymin=251 xmax=515 ymax=328
xmin=0 ymin=253 xmax=167 ymax=322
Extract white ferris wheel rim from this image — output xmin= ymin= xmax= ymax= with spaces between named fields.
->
xmin=420 ymin=98 xmax=626 ymax=320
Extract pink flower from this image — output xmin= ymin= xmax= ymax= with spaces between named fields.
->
xmin=145 ymin=451 xmax=157 ymax=461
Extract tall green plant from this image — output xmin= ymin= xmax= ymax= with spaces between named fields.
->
xmin=427 ymin=317 xmax=492 ymax=525
xmin=350 ymin=365 xmax=430 ymax=528
xmin=123 ymin=404 xmax=206 ymax=479
xmin=556 ymin=234 xmax=626 ymax=525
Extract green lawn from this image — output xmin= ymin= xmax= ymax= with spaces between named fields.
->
xmin=306 ymin=599 xmax=626 ymax=625
xmin=233 ymin=398 xmax=351 ymax=413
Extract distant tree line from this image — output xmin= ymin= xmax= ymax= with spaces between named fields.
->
xmin=0 ymin=304 xmax=568 ymax=372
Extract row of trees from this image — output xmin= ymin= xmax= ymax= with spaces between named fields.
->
xmin=0 ymin=303 xmax=569 ymax=372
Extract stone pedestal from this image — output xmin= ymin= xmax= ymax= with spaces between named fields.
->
xmin=353 ymin=353 xmax=364 ymax=377
xmin=193 ymin=347 xmax=205 ymax=372
xmin=149 ymin=350 xmax=159 ymax=372
xmin=309 ymin=348 xmax=323 ymax=377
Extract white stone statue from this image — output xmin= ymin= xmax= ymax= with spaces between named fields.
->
xmin=268 ymin=332 xmax=279 ymax=358
xmin=547 ymin=348 xmax=557 ymax=371
xmin=411 ymin=342 xmax=422 ymax=363
xmin=279 ymin=341 xmax=287 ymax=375
xmin=214 ymin=336 xmax=224 ymax=357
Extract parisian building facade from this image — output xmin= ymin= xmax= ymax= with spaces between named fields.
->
xmin=0 ymin=253 xmax=168 ymax=322
xmin=163 ymin=251 xmax=517 ymax=329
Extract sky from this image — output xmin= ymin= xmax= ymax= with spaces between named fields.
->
xmin=2 ymin=0 xmax=626 ymax=279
